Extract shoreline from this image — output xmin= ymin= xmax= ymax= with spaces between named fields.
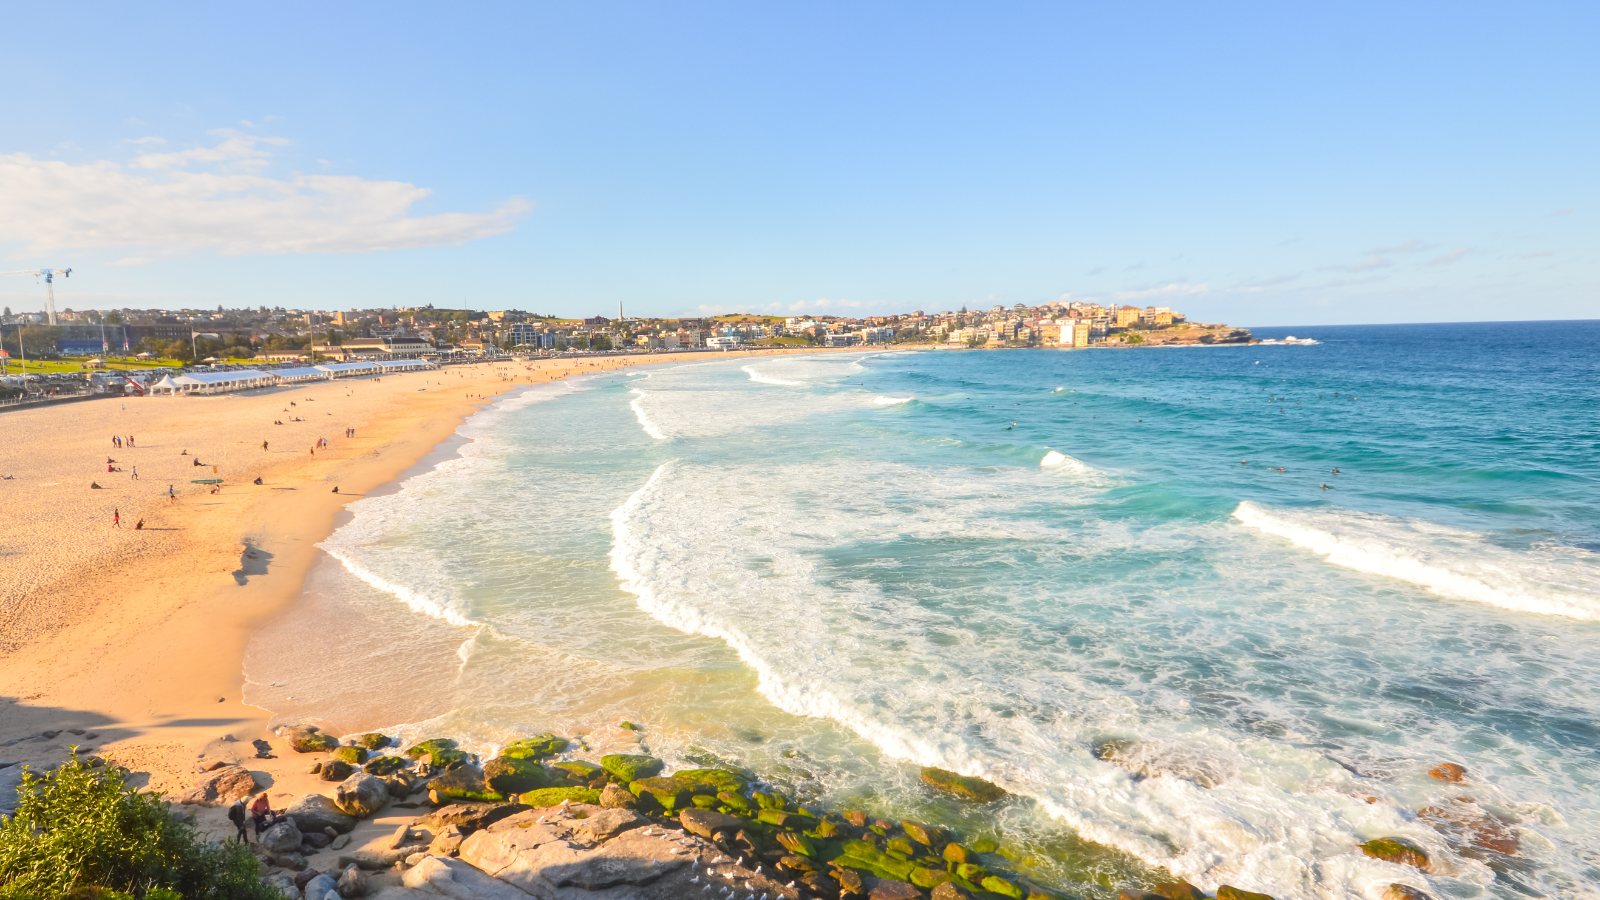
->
xmin=0 ymin=349 xmax=828 ymax=798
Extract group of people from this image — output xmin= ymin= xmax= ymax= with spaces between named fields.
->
xmin=226 ymin=792 xmax=279 ymax=844
xmin=111 ymin=434 xmax=136 ymax=448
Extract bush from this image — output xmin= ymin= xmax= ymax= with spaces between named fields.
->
xmin=0 ymin=753 xmax=283 ymax=899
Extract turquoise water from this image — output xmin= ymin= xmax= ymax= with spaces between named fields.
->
xmin=246 ymin=322 xmax=1600 ymax=899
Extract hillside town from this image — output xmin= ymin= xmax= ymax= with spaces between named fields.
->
xmin=1 ymin=299 xmax=1251 ymax=365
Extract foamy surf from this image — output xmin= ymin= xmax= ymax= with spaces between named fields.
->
xmin=873 ymin=396 xmax=913 ymax=405
xmin=1234 ymin=501 xmax=1600 ymax=620
xmin=321 ymin=547 xmax=481 ymax=628
xmin=742 ymin=365 xmax=804 ymax=386
xmin=628 ymin=389 xmax=667 ymax=440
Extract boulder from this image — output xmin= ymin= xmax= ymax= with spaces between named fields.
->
xmin=428 ymin=765 xmax=503 ymax=803
xmin=280 ymin=725 xmax=341 ymax=754
xmin=336 ymin=863 xmax=369 ymax=898
xmin=300 ymin=873 xmax=338 ymax=900
xmin=1428 ymin=763 xmax=1467 ymax=783
xmin=932 ymin=883 xmax=972 ymax=900
xmin=175 ymin=765 xmax=257 ymax=805
xmin=600 ymin=753 xmax=663 ymax=782
xmin=483 ymin=756 xmax=547 ymax=794
xmin=330 ymin=834 xmax=351 ymax=850
xmin=1360 ymin=837 xmax=1431 ymax=871
xmin=501 ymin=734 xmax=569 ymax=760
xmin=869 ymin=879 xmax=923 ymax=900
xmin=680 ymin=807 xmax=745 ymax=840
xmin=1153 ymin=882 xmax=1207 ymax=900
xmin=431 ymin=823 xmax=466 ymax=856
xmin=339 ymin=848 xmax=413 ymax=870
xmin=286 ymin=793 xmax=358 ymax=834
xmin=406 ymin=738 xmax=468 ymax=768
xmin=599 ymin=783 xmax=638 ymax=809
xmin=363 ymin=756 xmax=407 ymax=777
xmin=919 ymin=767 xmax=1006 ymax=803
xmin=294 ymin=868 xmax=324 ymax=891
xmin=261 ymin=819 xmax=303 ymax=855
xmin=335 ymin=773 xmax=390 ymax=818
xmin=423 ymin=802 xmax=530 ymax=832
xmin=943 ymin=843 xmax=971 ymax=865
xmin=548 ymin=760 xmax=603 ymax=782
xmin=302 ymin=831 xmax=333 ymax=850
xmin=319 ymin=760 xmax=355 ymax=782
xmin=901 ymin=820 xmax=940 ymax=847
xmin=351 ymin=733 xmax=393 ymax=751
xmin=332 ymin=746 xmax=369 ymax=766
xmin=385 ymin=775 xmax=415 ymax=799
xmin=269 ymin=851 xmax=308 ymax=872
xmin=1217 ymin=887 xmax=1277 ymax=900
xmin=569 ymin=806 xmax=646 ymax=843
xmin=1382 ymin=885 xmax=1434 ymax=900
xmin=402 ymin=855 xmax=532 ymax=900
xmin=981 ymin=875 xmax=1025 ymax=899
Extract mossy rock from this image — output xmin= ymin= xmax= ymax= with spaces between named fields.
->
xmin=1360 ymin=837 xmax=1430 ymax=870
xmin=352 ymin=733 xmax=392 ymax=750
xmin=630 ymin=776 xmax=691 ymax=811
xmin=670 ymin=767 xmax=746 ymax=795
xmin=428 ymin=765 xmax=505 ymax=803
xmin=332 ymin=746 xmax=369 ymax=765
xmin=753 ymin=790 xmax=782 ymax=810
xmin=502 ymin=734 xmax=569 ymax=760
xmin=832 ymin=840 xmax=916 ymax=882
xmin=319 ymin=760 xmax=355 ymax=781
xmin=945 ymin=843 xmax=973 ymax=864
xmin=778 ymin=832 xmax=817 ymax=856
xmin=902 ymin=820 xmax=939 ymax=846
xmin=406 ymin=738 xmax=459 ymax=760
xmin=1217 ymin=887 xmax=1277 ymax=900
xmin=971 ymin=838 xmax=999 ymax=853
xmin=484 ymin=756 xmax=549 ymax=794
xmin=718 ymin=790 xmax=752 ymax=813
xmin=601 ymin=753 xmax=663 ymax=782
xmin=957 ymin=863 xmax=989 ymax=882
xmin=912 ymin=866 xmax=954 ymax=889
xmin=550 ymin=760 xmax=604 ymax=781
xmin=1153 ymin=882 xmax=1208 ymax=900
xmin=982 ymin=876 xmax=1025 ymax=899
xmin=887 ymin=836 xmax=916 ymax=856
xmin=692 ymin=794 xmax=720 ymax=809
xmin=518 ymin=786 xmax=602 ymax=807
xmin=292 ymin=732 xmax=340 ymax=753
xmin=920 ymin=767 xmax=1007 ymax=803
xmin=811 ymin=819 xmax=842 ymax=838
xmin=363 ymin=756 xmax=407 ymax=776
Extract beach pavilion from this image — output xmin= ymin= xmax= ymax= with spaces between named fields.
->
xmin=314 ymin=361 xmax=382 ymax=379
xmin=271 ymin=366 xmax=331 ymax=385
xmin=149 ymin=370 xmax=275 ymax=395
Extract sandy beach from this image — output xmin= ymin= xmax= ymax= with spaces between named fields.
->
xmin=0 ymin=350 xmax=813 ymax=807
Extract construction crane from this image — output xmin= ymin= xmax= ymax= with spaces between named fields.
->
xmin=0 ymin=268 xmax=72 ymax=325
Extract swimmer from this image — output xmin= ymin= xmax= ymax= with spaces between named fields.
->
xmin=1332 ymin=467 xmax=1340 ymax=474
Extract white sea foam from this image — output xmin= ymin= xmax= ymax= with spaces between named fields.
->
xmin=742 ymin=365 xmax=804 ymax=386
xmin=1234 ymin=501 xmax=1600 ymax=620
xmin=321 ymin=545 xmax=481 ymax=628
xmin=629 ymin=389 xmax=668 ymax=440
xmin=873 ymin=396 xmax=913 ymax=405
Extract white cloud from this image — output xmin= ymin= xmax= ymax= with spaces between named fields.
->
xmin=1115 ymin=282 xmax=1210 ymax=300
xmin=1321 ymin=256 xmax=1391 ymax=273
xmin=1427 ymin=247 xmax=1471 ymax=266
xmin=0 ymin=132 xmax=529 ymax=256
xmin=124 ymin=136 xmax=167 ymax=146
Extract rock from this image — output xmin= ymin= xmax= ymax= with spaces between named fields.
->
xmin=261 ymin=819 xmax=304 ymax=855
xmin=301 ymin=873 xmax=338 ymax=900
xmin=280 ymin=725 xmax=341 ymax=754
xmin=515 ymin=786 xmax=601 ymax=807
xmin=428 ymin=765 xmax=504 ymax=803
xmin=834 ymin=866 xmax=866 ymax=895
xmin=431 ymin=823 xmax=466 ymax=856
xmin=681 ymin=807 xmax=745 ymax=839
xmin=175 ymin=765 xmax=258 ymax=805
xmin=340 ymin=848 xmax=413 ymax=870
xmin=469 ymin=826 xmax=689 ymax=893
xmin=352 ymin=733 xmax=393 ymax=751
xmin=919 ymin=767 xmax=1006 ymax=803
xmin=1217 ymin=887 xmax=1277 ymax=900
xmin=599 ymin=783 xmax=638 ymax=809
xmin=982 ymin=875 xmax=1025 ymax=899
xmin=364 ymin=755 xmax=407 ymax=777
xmin=405 ymin=852 xmax=429 ymax=867
xmin=331 ymin=834 xmax=351 ymax=850
xmin=403 ymin=855 xmax=532 ymax=900
xmin=336 ymin=773 xmax=390 ymax=818
xmin=302 ymin=832 xmax=333 ymax=850
xmin=1360 ymin=837 xmax=1431 ymax=870
xmin=932 ymin=883 xmax=972 ymax=900
xmin=1416 ymin=803 xmax=1519 ymax=857
xmin=600 ymin=753 xmax=663 ymax=782
xmin=901 ymin=820 xmax=940 ymax=846
xmin=423 ymin=802 xmax=531 ymax=832
xmin=1153 ymin=882 xmax=1207 ymax=900
xmin=405 ymin=738 xmax=468 ymax=769
xmin=483 ymin=756 xmax=547 ymax=794
xmin=320 ymin=760 xmax=355 ymax=782
xmin=295 ymin=868 xmax=325 ymax=891
xmin=868 ymin=879 xmax=923 ymax=900
xmin=333 ymin=746 xmax=369 ymax=766
xmin=286 ymin=794 xmax=359 ymax=834
xmin=1382 ymin=885 xmax=1434 ymax=900
xmin=943 ymin=843 xmax=971 ymax=865
xmin=562 ymin=805 xmax=646 ymax=842
xmin=270 ymin=851 xmax=308 ymax=871
xmin=910 ymin=866 xmax=952 ymax=889
xmin=501 ymin=734 xmax=569 ymax=760
xmin=386 ymin=776 xmax=416 ymax=800
xmin=549 ymin=760 xmax=603 ymax=782
xmin=310 ymin=763 xmax=323 ymax=775
xmin=1428 ymin=763 xmax=1467 ymax=783
xmin=336 ymin=864 xmax=369 ymax=898
xmin=387 ymin=823 xmax=415 ymax=850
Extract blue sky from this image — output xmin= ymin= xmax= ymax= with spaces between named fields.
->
xmin=0 ymin=2 xmax=1594 ymax=325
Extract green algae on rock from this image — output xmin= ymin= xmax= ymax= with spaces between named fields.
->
xmin=502 ymin=734 xmax=569 ymax=760
xmin=601 ymin=753 xmax=664 ymax=782
xmin=1217 ymin=885 xmax=1278 ymax=900
xmin=920 ymin=766 xmax=1008 ymax=803
xmin=351 ymin=733 xmax=392 ymax=751
xmin=406 ymin=738 xmax=469 ymax=767
xmin=331 ymin=746 xmax=368 ymax=765
xmin=517 ymin=786 xmax=602 ymax=807
xmin=484 ymin=756 xmax=548 ymax=794
xmin=427 ymin=765 xmax=504 ymax=803
xmin=1360 ymin=837 xmax=1430 ymax=870
xmin=550 ymin=760 xmax=604 ymax=782
xmin=362 ymin=755 xmax=406 ymax=776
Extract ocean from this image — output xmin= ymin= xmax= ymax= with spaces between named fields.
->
xmin=244 ymin=320 xmax=1600 ymax=899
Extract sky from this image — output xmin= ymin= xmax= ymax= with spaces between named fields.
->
xmin=0 ymin=2 xmax=1595 ymax=326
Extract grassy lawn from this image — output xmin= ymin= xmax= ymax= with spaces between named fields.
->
xmin=0 ymin=356 xmax=190 ymax=375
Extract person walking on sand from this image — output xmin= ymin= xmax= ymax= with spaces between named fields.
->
xmin=131 ymin=465 xmax=138 ymax=480
xmin=112 ymin=509 xmax=120 ymax=528
xmin=228 ymin=798 xmax=249 ymax=843
xmin=262 ymin=440 xmax=268 ymax=451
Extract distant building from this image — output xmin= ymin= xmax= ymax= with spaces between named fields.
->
xmin=706 ymin=335 xmax=740 ymax=350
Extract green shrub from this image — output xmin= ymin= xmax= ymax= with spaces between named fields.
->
xmin=0 ymin=753 xmax=283 ymax=899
